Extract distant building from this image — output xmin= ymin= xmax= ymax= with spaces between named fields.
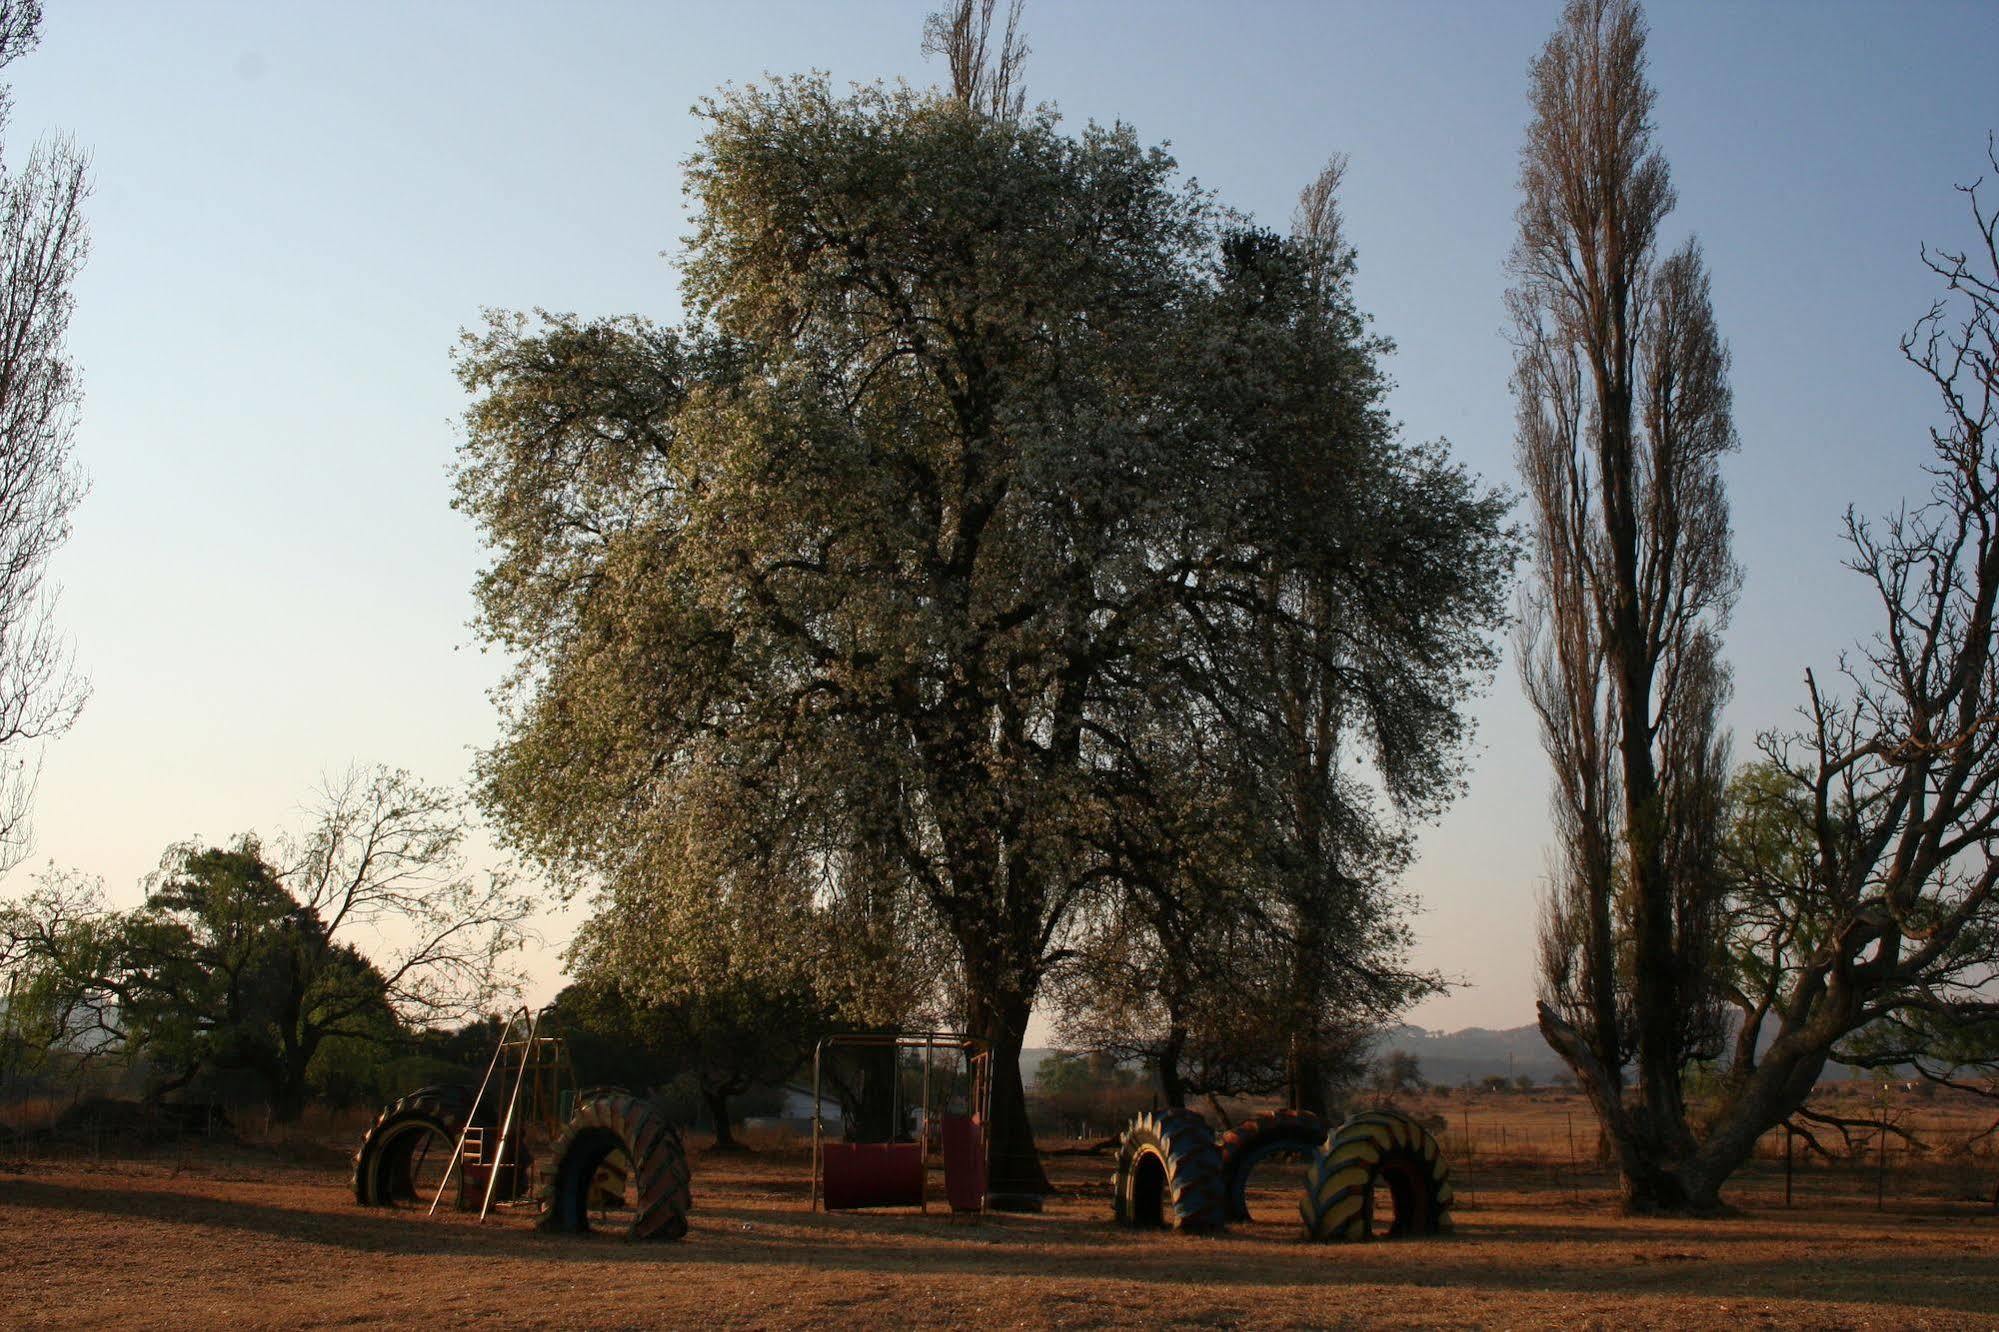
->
xmin=744 ymin=1082 xmax=842 ymax=1136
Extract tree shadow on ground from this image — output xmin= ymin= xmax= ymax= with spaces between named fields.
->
xmin=10 ymin=1174 xmax=1999 ymax=1315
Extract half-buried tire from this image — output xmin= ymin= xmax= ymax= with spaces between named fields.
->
xmin=1300 ymin=1108 xmax=1454 ymax=1242
xmin=1112 ymin=1108 xmax=1226 ymax=1233
xmin=536 ymin=1091 xmax=691 ymax=1241
xmin=1218 ymin=1109 xmax=1329 ymax=1223
xmin=352 ymin=1083 xmax=484 ymax=1207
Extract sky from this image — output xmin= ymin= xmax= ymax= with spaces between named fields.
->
xmin=9 ymin=0 xmax=1999 ymax=1037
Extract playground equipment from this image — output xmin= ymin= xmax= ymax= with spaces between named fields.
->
xmin=350 ymin=1006 xmax=692 ymax=1241
xmin=810 ymin=1031 xmax=991 ymax=1214
xmin=537 ymin=1089 xmax=691 ymax=1241
xmin=1112 ymin=1104 xmax=1453 ymax=1241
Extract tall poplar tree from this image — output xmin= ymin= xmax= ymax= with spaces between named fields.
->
xmin=1511 ymin=0 xmax=1741 ymax=1210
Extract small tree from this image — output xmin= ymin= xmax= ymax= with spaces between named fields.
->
xmin=59 ymin=768 xmax=528 ymax=1119
xmin=0 ymin=867 xmax=120 ymax=1091
xmin=1372 ymin=1049 xmax=1426 ymax=1097
xmin=113 ymin=840 xmax=388 ymax=1115
xmin=551 ymin=977 xmax=823 ymax=1149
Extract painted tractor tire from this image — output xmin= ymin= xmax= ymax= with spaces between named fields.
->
xmin=352 ymin=1083 xmax=484 ymax=1206
xmin=569 ymin=1086 xmax=635 ymax=1208
xmin=1300 ymin=1109 xmax=1454 ymax=1242
xmin=536 ymin=1092 xmax=692 ymax=1241
xmin=1218 ymin=1109 xmax=1329 ymax=1223
xmin=1112 ymin=1108 xmax=1226 ymax=1233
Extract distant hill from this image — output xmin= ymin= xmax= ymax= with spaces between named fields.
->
xmin=1029 ymin=1021 xmax=1882 ymax=1092
xmin=1022 ymin=1029 xmax=1571 ymax=1090
xmin=1020 ymin=1029 xmax=1570 ymax=1091
xmin=1369 ymin=1023 xmax=1570 ymax=1088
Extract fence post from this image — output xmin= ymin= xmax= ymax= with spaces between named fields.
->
xmin=1566 ymin=1111 xmax=1581 ymax=1202
xmin=1462 ymin=1106 xmax=1473 ymax=1205
xmin=1876 ymin=1105 xmax=1888 ymax=1212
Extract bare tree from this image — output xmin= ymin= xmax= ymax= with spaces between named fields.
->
xmin=1687 ymin=139 xmax=1999 ymax=1192
xmin=1511 ymin=0 xmax=1742 ymax=1210
xmin=0 ymin=0 xmax=89 ymax=873
xmin=922 ymin=0 xmax=1029 ymax=121
xmin=279 ymin=765 xmax=533 ymax=1023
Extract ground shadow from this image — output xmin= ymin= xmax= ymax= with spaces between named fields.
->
xmin=11 ymin=1166 xmax=1999 ymax=1317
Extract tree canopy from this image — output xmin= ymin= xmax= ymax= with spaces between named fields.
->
xmin=456 ymin=73 xmax=1511 ymax=1191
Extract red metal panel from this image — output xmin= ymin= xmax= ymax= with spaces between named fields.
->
xmin=820 ymin=1141 xmax=925 ymax=1209
xmin=940 ymin=1114 xmax=986 ymax=1212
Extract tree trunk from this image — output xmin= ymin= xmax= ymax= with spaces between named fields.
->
xmin=1289 ymin=1035 xmax=1329 ymax=1117
xmin=270 ymin=1034 xmax=316 ymax=1124
xmin=1157 ymin=1021 xmax=1188 ymax=1109
xmin=704 ymin=1086 xmax=742 ymax=1151
xmin=977 ymin=992 xmax=1052 ymax=1198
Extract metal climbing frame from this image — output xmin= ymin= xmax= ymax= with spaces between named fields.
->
xmin=426 ymin=1005 xmax=578 ymax=1221
xmin=809 ymin=1031 xmax=992 ymax=1214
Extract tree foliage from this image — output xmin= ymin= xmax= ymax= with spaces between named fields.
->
xmin=1 ymin=767 xmax=529 ymax=1120
xmin=552 ymin=974 xmax=826 ymax=1149
xmin=115 ymin=840 xmax=392 ymax=1117
xmin=0 ymin=867 xmax=120 ymax=1088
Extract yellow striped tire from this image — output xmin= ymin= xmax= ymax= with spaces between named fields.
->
xmin=1112 ymin=1108 xmax=1226 ymax=1233
xmin=1299 ymin=1109 xmax=1453 ymax=1242
xmin=536 ymin=1092 xmax=692 ymax=1241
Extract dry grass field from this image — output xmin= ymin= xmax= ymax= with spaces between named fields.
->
xmin=5 ymin=1093 xmax=1999 ymax=1329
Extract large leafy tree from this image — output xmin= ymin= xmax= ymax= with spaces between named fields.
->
xmin=1053 ymin=161 xmax=1474 ymax=1114
xmin=457 ymin=72 xmax=1509 ymax=1192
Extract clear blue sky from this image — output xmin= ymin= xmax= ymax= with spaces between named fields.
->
xmin=13 ymin=1 xmax=1999 ymax=1035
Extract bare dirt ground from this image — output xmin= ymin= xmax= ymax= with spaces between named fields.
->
xmin=5 ymin=1126 xmax=1999 ymax=1331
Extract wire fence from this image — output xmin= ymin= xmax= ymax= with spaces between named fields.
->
xmin=1431 ymin=1098 xmax=1999 ymax=1211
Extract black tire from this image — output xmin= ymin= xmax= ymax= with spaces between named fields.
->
xmin=1299 ymin=1109 xmax=1454 ymax=1242
xmin=536 ymin=1091 xmax=692 ymax=1241
xmin=351 ymin=1084 xmax=484 ymax=1207
xmin=1112 ymin=1108 xmax=1226 ymax=1233
xmin=1218 ymin=1109 xmax=1329 ymax=1223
